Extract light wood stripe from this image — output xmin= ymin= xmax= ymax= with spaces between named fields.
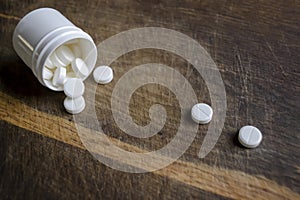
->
xmin=0 ymin=91 xmax=299 ymax=200
xmin=0 ymin=13 xmax=20 ymax=20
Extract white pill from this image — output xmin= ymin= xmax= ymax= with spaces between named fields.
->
xmin=191 ymin=103 xmax=213 ymax=124
xmin=52 ymin=67 xmax=66 ymax=86
xmin=71 ymin=58 xmax=89 ymax=78
xmin=45 ymin=58 xmax=55 ymax=69
xmin=42 ymin=67 xmax=53 ymax=80
xmin=56 ymin=45 xmax=75 ymax=66
xmin=64 ymin=78 xmax=85 ymax=98
xmin=238 ymin=126 xmax=262 ymax=148
xmin=63 ymin=96 xmax=85 ymax=114
xmin=51 ymin=51 xmax=67 ymax=68
xmin=93 ymin=66 xmax=113 ymax=84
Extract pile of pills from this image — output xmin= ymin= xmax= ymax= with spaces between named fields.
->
xmin=43 ymin=42 xmax=114 ymax=114
xmin=42 ymin=42 xmax=89 ymax=89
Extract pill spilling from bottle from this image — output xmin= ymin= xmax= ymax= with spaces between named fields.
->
xmin=12 ymin=8 xmax=264 ymax=150
xmin=42 ymin=43 xmax=114 ymax=114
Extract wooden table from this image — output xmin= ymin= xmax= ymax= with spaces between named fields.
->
xmin=0 ymin=0 xmax=299 ymax=199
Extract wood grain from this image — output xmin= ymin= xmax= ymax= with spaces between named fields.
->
xmin=0 ymin=91 xmax=299 ymax=199
xmin=0 ymin=0 xmax=299 ymax=199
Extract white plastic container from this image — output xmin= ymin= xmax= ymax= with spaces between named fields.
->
xmin=13 ymin=8 xmax=97 ymax=91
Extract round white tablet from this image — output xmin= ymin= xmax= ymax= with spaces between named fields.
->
xmin=238 ymin=125 xmax=262 ymax=148
xmin=191 ymin=103 xmax=213 ymax=124
xmin=63 ymin=96 xmax=85 ymax=114
xmin=51 ymin=51 xmax=66 ymax=68
xmin=42 ymin=67 xmax=53 ymax=80
xmin=56 ymin=45 xmax=75 ymax=66
xmin=93 ymin=66 xmax=113 ymax=84
xmin=71 ymin=58 xmax=89 ymax=78
xmin=64 ymin=78 xmax=85 ymax=98
xmin=52 ymin=67 xmax=66 ymax=86
xmin=45 ymin=58 xmax=55 ymax=69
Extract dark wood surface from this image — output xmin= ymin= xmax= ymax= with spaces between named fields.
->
xmin=0 ymin=0 xmax=299 ymax=199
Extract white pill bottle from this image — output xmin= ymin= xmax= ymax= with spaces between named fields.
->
xmin=13 ymin=8 xmax=97 ymax=91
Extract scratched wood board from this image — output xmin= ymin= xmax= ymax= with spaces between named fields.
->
xmin=0 ymin=0 xmax=299 ymax=199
